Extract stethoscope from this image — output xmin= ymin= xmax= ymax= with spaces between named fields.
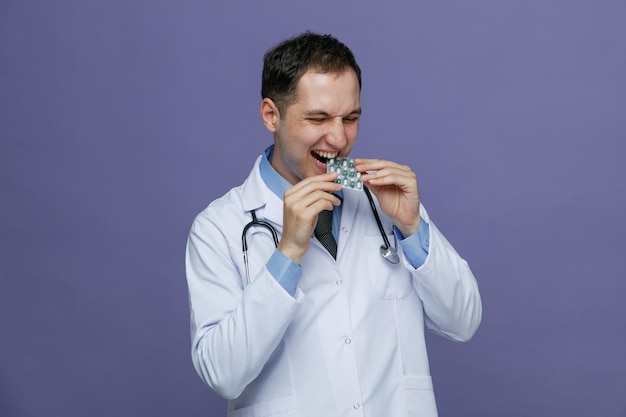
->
xmin=242 ymin=187 xmax=400 ymax=285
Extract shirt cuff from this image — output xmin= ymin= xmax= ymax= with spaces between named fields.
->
xmin=394 ymin=217 xmax=430 ymax=269
xmin=266 ymin=249 xmax=302 ymax=297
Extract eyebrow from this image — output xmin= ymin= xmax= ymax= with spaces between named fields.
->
xmin=304 ymin=108 xmax=362 ymax=117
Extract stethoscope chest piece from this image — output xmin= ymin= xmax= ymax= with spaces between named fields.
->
xmin=379 ymin=245 xmax=400 ymax=264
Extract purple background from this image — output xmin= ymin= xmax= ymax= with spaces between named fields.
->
xmin=1 ymin=1 xmax=625 ymax=416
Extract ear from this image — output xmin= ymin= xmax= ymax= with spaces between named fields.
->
xmin=260 ymin=98 xmax=280 ymax=133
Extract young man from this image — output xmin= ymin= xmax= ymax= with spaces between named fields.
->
xmin=186 ymin=32 xmax=482 ymax=417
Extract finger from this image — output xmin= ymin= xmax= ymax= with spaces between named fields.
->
xmin=362 ymin=167 xmax=416 ymax=188
xmin=290 ymin=172 xmax=339 ymax=189
xmin=354 ymin=158 xmax=410 ymax=173
xmin=287 ymin=172 xmax=338 ymax=192
xmin=284 ymin=172 xmax=341 ymax=197
xmin=288 ymin=180 xmax=343 ymax=198
xmin=286 ymin=189 xmax=342 ymax=213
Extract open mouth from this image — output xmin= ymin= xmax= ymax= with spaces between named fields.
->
xmin=312 ymin=150 xmax=339 ymax=165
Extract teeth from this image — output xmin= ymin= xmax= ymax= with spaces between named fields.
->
xmin=315 ymin=151 xmax=338 ymax=159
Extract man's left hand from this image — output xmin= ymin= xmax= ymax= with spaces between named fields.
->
xmin=355 ymin=158 xmax=421 ymax=237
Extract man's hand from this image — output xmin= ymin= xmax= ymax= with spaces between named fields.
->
xmin=355 ymin=158 xmax=421 ymax=237
xmin=278 ymin=172 xmax=342 ymax=264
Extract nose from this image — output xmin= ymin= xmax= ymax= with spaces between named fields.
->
xmin=326 ymin=118 xmax=348 ymax=148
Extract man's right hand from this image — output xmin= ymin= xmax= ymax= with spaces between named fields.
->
xmin=278 ymin=172 xmax=342 ymax=264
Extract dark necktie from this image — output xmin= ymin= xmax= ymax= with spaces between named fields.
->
xmin=314 ymin=210 xmax=337 ymax=259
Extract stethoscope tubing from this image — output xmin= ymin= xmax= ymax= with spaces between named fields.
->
xmin=363 ymin=187 xmax=394 ymax=252
xmin=242 ymin=210 xmax=279 ymax=285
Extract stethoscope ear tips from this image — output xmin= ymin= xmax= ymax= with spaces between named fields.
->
xmin=379 ymin=245 xmax=400 ymax=264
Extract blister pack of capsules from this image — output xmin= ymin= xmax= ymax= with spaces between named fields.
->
xmin=327 ymin=157 xmax=363 ymax=190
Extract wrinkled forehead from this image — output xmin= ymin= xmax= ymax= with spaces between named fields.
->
xmin=286 ymin=70 xmax=361 ymax=116
xmin=294 ymin=69 xmax=360 ymax=98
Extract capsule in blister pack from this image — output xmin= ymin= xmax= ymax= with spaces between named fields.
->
xmin=327 ymin=157 xmax=363 ymax=190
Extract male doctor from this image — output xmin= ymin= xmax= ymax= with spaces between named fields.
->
xmin=186 ymin=32 xmax=482 ymax=417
